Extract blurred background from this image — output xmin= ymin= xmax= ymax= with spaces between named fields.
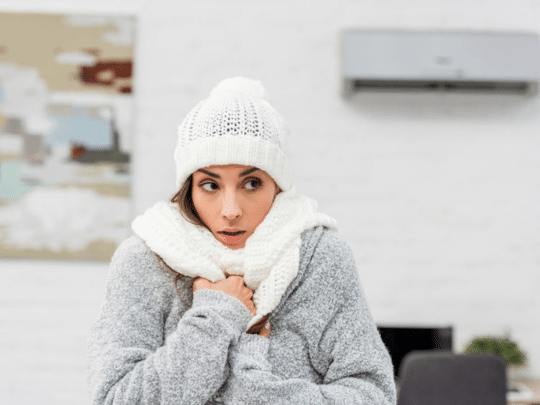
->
xmin=0 ymin=0 xmax=539 ymax=404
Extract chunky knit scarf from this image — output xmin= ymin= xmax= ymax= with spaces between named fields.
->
xmin=131 ymin=186 xmax=337 ymax=329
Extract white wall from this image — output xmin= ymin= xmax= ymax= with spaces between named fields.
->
xmin=1 ymin=0 xmax=539 ymax=403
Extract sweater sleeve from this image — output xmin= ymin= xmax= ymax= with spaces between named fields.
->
xmin=220 ymin=231 xmax=397 ymax=405
xmin=87 ymin=237 xmax=253 ymax=405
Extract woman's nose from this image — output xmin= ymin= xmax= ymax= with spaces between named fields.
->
xmin=221 ymin=191 xmax=241 ymax=219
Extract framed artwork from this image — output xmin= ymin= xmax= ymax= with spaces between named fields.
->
xmin=0 ymin=12 xmax=135 ymax=260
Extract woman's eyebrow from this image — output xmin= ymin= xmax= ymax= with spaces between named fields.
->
xmin=196 ymin=167 xmax=259 ymax=179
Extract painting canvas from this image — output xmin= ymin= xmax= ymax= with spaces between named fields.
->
xmin=0 ymin=12 xmax=135 ymax=260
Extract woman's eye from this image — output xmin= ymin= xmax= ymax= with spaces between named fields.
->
xmin=245 ymin=179 xmax=261 ymax=190
xmin=201 ymin=182 xmax=217 ymax=192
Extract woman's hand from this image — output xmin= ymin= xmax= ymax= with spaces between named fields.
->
xmin=246 ymin=314 xmax=271 ymax=338
xmin=193 ymin=275 xmax=256 ymax=316
xmin=258 ymin=320 xmax=270 ymax=338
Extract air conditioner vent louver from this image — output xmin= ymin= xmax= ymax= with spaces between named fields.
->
xmin=349 ymin=79 xmax=534 ymax=94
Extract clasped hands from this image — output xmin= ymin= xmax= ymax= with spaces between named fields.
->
xmin=193 ymin=275 xmax=270 ymax=337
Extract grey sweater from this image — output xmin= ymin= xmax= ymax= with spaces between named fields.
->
xmin=88 ymin=225 xmax=396 ymax=404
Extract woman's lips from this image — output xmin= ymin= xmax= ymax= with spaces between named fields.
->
xmin=218 ymin=231 xmax=246 ymax=244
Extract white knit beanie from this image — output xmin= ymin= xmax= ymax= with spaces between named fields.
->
xmin=174 ymin=77 xmax=292 ymax=191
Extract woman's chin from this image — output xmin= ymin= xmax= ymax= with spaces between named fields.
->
xmin=220 ymin=240 xmax=245 ymax=250
xmin=225 ymin=244 xmax=244 ymax=250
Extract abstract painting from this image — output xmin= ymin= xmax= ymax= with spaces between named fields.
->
xmin=0 ymin=12 xmax=135 ymax=260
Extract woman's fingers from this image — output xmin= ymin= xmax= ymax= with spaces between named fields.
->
xmin=245 ymin=300 xmax=256 ymax=316
xmin=192 ymin=275 xmax=256 ymax=316
xmin=258 ymin=321 xmax=270 ymax=338
xmin=192 ymin=277 xmax=211 ymax=291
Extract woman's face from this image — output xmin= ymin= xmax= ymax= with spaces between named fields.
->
xmin=191 ymin=164 xmax=281 ymax=250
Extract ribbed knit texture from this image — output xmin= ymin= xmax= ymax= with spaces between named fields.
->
xmin=174 ymin=77 xmax=292 ymax=191
xmin=177 ymin=78 xmax=285 ymax=149
xmin=87 ymin=226 xmax=397 ymax=404
xmin=131 ymin=186 xmax=337 ymax=329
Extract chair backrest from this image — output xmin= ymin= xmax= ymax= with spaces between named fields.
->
xmin=397 ymin=350 xmax=507 ymax=405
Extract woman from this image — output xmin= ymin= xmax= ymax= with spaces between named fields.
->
xmin=88 ymin=77 xmax=396 ymax=404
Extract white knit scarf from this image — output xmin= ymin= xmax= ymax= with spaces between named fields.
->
xmin=131 ymin=186 xmax=337 ymax=329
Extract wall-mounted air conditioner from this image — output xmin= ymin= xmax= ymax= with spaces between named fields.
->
xmin=341 ymin=30 xmax=540 ymax=96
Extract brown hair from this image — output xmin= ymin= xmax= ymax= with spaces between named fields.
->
xmin=155 ymin=175 xmax=207 ymax=307
xmin=171 ymin=174 xmax=206 ymax=227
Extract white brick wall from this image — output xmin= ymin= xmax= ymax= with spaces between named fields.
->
xmin=0 ymin=261 xmax=109 ymax=404
xmin=1 ymin=0 xmax=539 ymax=403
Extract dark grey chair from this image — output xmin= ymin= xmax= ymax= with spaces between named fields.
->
xmin=397 ymin=350 xmax=507 ymax=405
